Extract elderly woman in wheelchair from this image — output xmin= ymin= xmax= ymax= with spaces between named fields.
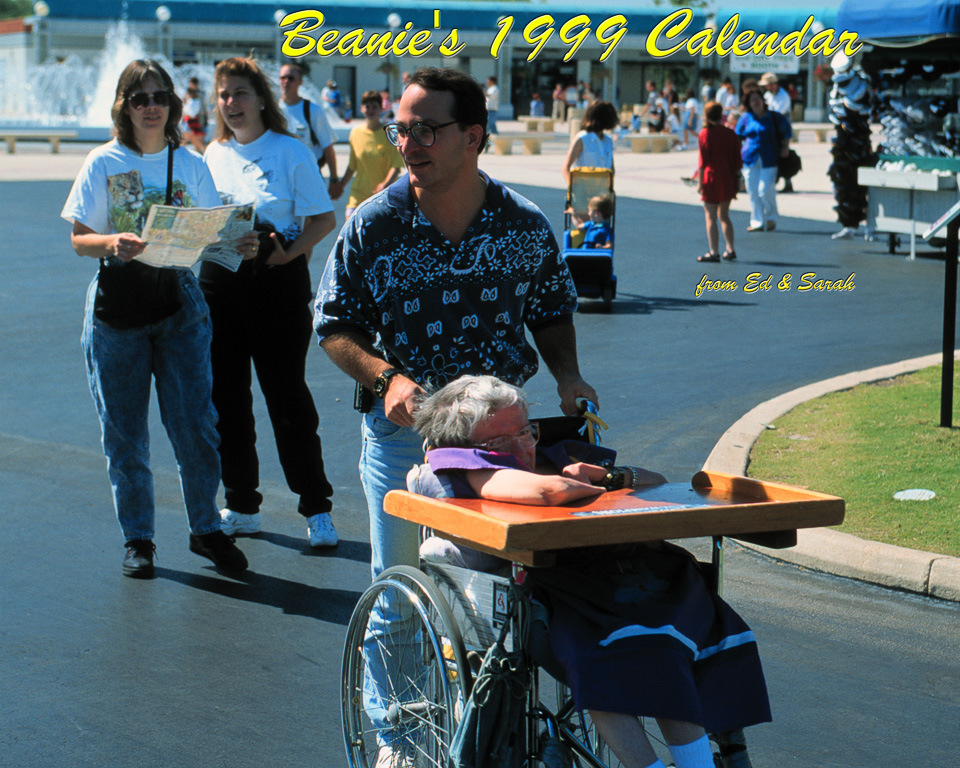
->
xmin=407 ymin=375 xmax=770 ymax=768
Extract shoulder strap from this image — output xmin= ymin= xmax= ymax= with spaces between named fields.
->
xmin=166 ymin=143 xmax=174 ymax=205
xmin=769 ymin=111 xmax=783 ymax=148
xmin=302 ymin=99 xmax=320 ymax=146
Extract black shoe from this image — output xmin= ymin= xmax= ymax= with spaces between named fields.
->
xmin=123 ymin=540 xmax=156 ymax=579
xmin=189 ymin=531 xmax=248 ymax=574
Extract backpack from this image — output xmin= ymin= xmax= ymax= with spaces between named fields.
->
xmin=301 ymin=99 xmax=327 ymax=171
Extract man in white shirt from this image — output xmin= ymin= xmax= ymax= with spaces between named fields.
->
xmin=485 ymin=76 xmax=500 ymax=134
xmin=760 ymin=72 xmax=795 ymax=192
xmin=278 ymin=61 xmax=341 ymax=199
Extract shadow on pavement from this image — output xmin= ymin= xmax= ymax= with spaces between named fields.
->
xmin=156 ymin=567 xmax=363 ymax=625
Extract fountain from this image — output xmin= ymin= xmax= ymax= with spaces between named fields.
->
xmin=1 ymin=10 xmax=351 ymax=143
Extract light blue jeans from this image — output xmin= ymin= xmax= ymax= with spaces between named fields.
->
xmin=358 ymin=400 xmax=426 ymax=744
xmin=81 ymin=271 xmax=222 ymax=543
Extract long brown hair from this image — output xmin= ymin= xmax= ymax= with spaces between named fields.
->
xmin=111 ymin=60 xmax=182 ymax=153
xmin=212 ymin=57 xmax=290 ymax=142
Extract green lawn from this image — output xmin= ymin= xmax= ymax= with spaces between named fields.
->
xmin=747 ymin=365 xmax=960 ymax=557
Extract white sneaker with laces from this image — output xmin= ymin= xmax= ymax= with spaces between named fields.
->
xmin=307 ymin=512 xmax=339 ymax=547
xmin=220 ymin=509 xmax=261 ymax=535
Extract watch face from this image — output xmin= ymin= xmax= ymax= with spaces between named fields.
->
xmin=373 ymin=376 xmax=387 ymax=397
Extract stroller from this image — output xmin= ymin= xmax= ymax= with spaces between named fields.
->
xmin=562 ymin=167 xmax=617 ymax=311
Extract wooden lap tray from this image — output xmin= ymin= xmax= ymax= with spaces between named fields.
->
xmin=384 ymin=471 xmax=845 ymax=567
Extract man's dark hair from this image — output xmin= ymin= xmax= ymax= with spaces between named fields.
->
xmin=282 ymin=59 xmax=309 ymax=78
xmin=361 ymin=89 xmax=382 ymax=108
xmin=407 ymin=67 xmax=488 ymax=153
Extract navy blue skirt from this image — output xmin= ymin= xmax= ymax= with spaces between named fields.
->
xmin=526 ymin=541 xmax=771 ymax=733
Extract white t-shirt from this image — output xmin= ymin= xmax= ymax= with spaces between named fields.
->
xmin=572 ymin=130 xmax=613 ymax=170
xmin=765 ymin=88 xmax=792 ymax=117
xmin=279 ymin=98 xmax=335 ymax=161
xmin=203 ymin=130 xmax=333 ymax=243
xmin=61 ymin=139 xmax=220 ymax=236
xmin=486 ymin=84 xmax=500 ymax=112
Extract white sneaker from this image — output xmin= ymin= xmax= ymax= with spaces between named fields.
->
xmin=307 ymin=512 xmax=339 ymax=547
xmin=220 ymin=509 xmax=261 ymax=535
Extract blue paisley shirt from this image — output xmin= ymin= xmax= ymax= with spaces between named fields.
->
xmin=313 ymin=171 xmax=577 ymax=388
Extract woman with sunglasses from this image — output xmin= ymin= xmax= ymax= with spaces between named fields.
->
xmin=61 ymin=59 xmax=254 ymax=578
xmin=200 ymin=57 xmax=339 ymax=547
xmin=409 ymin=375 xmax=769 ymax=768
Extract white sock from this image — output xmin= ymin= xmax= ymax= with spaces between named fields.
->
xmin=667 ymin=734 xmax=713 ymax=768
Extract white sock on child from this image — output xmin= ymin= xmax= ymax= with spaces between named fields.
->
xmin=667 ymin=734 xmax=714 ymax=768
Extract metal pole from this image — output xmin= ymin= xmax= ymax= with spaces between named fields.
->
xmin=941 ymin=219 xmax=958 ymax=428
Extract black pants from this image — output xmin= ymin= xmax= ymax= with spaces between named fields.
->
xmin=200 ymin=256 xmax=333 ymax=517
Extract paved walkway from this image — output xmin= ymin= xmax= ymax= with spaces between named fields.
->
xmin=6 ymin=125 xmax=959 ymax=602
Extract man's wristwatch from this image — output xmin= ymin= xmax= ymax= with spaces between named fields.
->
xmin=372 ymin=368 xmax=403 ymax=398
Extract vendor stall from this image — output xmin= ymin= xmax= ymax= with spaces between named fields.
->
xmin=833 ymin=0 xmax=960 ymax=251
xmin=858 ymin=156 xmax=960 ymax=258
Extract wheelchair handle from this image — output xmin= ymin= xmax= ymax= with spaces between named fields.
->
xmin=575 ymin=397 xmax=599 ymax=417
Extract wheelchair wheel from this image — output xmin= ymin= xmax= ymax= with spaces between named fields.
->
xmin=550 ymin=681 xmax=646 ymax=768
xmin=341 ymin=566 xmax=472 ymax=768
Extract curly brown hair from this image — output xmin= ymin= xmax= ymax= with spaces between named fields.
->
xmin=580 ymin=100 xmax=620 ymax=134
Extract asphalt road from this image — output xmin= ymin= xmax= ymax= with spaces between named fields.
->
xmin=2 ymin=178 xmax=958 ymax=767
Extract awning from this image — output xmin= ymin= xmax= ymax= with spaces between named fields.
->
xmin=713 ymin=4 xmax=840 ymax=36
xmin=837 ymin=0 xmax=960 ymax=46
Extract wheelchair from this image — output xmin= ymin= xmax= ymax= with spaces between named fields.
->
xmin=340 ymin=407 xmax=844 ymax=768
xmin=562 ymin=167 xmax=617 ymax=311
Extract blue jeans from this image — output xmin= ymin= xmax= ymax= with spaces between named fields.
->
xmin=358 ymin=400 xmax=426 ymax=742
xmin=81 ymin=270 xmax=222 ymax=543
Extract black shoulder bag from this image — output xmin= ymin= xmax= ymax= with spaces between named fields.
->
xmin=771 ymin=112 xmax=802 ymax=181
xmin=301 ymin=99 xmax=327 ymax=171
xmin=93 ymin=144 xmax=183 ymax=329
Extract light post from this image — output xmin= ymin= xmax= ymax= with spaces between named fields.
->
xmin=155 ymin=5 xmax=171 ymax=60
xmin=33 ymin=1 xmax=49 ymax=65
xmin=274 ymin=9 xmax=287 ymax=62
xmin=387 ymin=13 xmax=401 ymax=94
xmin=809 ymin=20 xmax=825 ymax=121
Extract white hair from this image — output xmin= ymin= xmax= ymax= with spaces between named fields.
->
xmin=414 ymin=376 xmax=528 ymax=447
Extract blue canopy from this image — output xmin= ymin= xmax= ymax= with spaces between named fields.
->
xmin=837 ymin=0 xmax=960 ymax=45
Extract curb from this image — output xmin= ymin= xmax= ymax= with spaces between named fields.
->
xmin=703 ymin=351 xmax=960 ymax=602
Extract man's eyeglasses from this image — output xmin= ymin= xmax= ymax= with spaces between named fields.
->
xmin=475 ymin=422 xmax=540 ymax=453
xmin=383 ymin=120 xmax=458 ymax=148
xmin=128 ymin=91 xmax=171 ymax=109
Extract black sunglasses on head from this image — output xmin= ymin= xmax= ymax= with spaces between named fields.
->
xmin=129 ymin=91 xmax=172 ymax=109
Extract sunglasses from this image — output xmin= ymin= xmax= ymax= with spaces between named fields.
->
xmin=128 ymin=91 xmax=172 ymax=109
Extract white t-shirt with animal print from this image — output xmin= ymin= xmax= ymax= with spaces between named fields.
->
xmin=61 ymin=139 xmax=221 ymax=237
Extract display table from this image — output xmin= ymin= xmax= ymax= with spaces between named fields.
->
xmin=859 ymin=158 xmax=960 ymax=259
xmin=385 ymin=471 xmax=844 ymax=566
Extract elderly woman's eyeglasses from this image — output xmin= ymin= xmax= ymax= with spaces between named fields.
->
xmin=383 ymin=120 xmax=458 ymax=148
xmin=475 ymin=422 xmax=540 ymax=453
xmin=129 ymin=91 xmax=171 ymax=109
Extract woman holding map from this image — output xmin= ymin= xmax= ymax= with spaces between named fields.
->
xmin=60 ymin=59 xmax=254 ymax=579
xmin=200 ymin=57 xmax=339 ymax=548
